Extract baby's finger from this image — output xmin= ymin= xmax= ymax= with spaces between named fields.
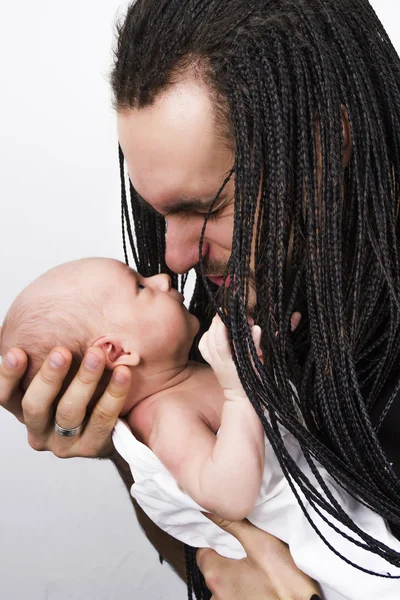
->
xmin=0 ymin=348 xmax=28 ymax=423
xmin=198 ymin=331 xmax=212 ymax=365
xmin=251 ymin=325 xmax=264 ymax=364
xmin=54 ymin=347 xmax=106 ymax=431
xmin=81 ymin=366 xmax=132 ymax=458
xmin=251 ymin=325 xmax=262 ymax=352
xmin=212 ymin=315 xmax=231 ymax=362
xmin=290 ymin=312 xmax=302 ymax=332
xmin=22 ymin=347 xmax=73 ymax=438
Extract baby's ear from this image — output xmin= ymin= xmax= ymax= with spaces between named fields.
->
xmin=91 ymin=335 xmax=140 ymax=369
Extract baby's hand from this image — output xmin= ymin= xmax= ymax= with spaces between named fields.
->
xmin=199 ymin=315 xmax=262 ymax=401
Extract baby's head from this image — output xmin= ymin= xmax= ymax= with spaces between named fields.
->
xmin=1 ymin=258 xmax=199 ymax=395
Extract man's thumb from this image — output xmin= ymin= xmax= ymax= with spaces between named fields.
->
xmin=196 ymin=546 xmax=228 ymax=574
xmin=203 ymin=513 xmax=284 ymax=561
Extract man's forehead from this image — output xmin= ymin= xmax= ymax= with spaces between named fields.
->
xmin=117 ymin=79 xmax=216 ymax=158
xmin=121 ymin=131 xmax=230 ymax=208
xmin=117 ymin=78 xmax=234 ymax=213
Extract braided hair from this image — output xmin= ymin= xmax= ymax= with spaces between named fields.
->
xmin=112 ymin=0 xmax=400 ymax=595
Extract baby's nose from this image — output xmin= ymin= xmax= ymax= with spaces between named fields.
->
xmin=146 ymin=273 xmax=171 ymax=292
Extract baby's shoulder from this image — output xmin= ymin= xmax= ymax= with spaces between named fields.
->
xmin=125 ymin=394 xmax=202 ymax=447
xmin=159 ymin=363 xmax=224 ymax=433
xmin=155 ymin=391 xmax=207 ymax=424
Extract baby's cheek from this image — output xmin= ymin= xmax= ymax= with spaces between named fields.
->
xmin=168 ymin=315 xmax=189 ymax=343
xmin=158 ymin=310 xmax=182 ymax=336
xmin=149 ymin=306 xmax=190 ymax=354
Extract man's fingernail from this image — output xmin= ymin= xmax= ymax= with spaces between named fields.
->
xmin=49 ymin=352 xmax=66 ymax=369
xmin=85 ymin=352 xmax=101 ymax=370
xmin=113 ymin=371 xmax=127 ymax=384
xmin=5 ymin=352 xmax=18 ymax=369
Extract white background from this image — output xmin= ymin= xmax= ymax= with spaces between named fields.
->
xmin=0 ymin=1 xmax=398 ymax=599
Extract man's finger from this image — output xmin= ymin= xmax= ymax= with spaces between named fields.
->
xmin=196 ymin=547 xmax=264 ymax=599
xmin=196 ymin=547 xmax=237 ymax=582
xmin=22 ymin=347 xmax=73 ymax=436
xmin=203 ymin=513 xmax=285 ymax=563
xmin=54 ymin=347 xmax=106 ymax=430
xmin=0 ymin=347 xmax=28 ymax=423
xmin=82 ymin=366 xmax=132 ymax=457
xmin=196 ymin=547 xmax=216 ymax=572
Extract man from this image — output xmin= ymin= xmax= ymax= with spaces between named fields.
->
xmin=1 ymin=0 xmax=400 ymax=597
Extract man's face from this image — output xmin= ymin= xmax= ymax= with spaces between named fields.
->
xmin=117 ymin=75 xmax=236 ymax=287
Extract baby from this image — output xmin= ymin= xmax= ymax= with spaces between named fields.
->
xmin=2 ymin=257 xmax=400 ymax=600
xmin=1 ymin=257 xmax=264 ymax=519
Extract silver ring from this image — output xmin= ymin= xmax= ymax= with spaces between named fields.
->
xmin=54 ymin=420 xmax=85 ymax=437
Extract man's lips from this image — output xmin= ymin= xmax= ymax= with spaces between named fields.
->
xmin=207 ymin=275 xmax=231 ymax=287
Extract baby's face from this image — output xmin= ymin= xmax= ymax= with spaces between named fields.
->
xmin=95 ymin=261 xmax=200 ymax=367
xmin=1 ymin=258 xmax=200 ymax=379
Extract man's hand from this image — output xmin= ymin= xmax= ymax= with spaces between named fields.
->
xmin=0 ymin=338 xmax=131 ymax=458
xmin=196 ymin=515 xmax=321 ymax=600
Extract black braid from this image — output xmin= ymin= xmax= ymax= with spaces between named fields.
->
xmin=119 ymin=144 xmax=136 ymax=266
xmin=111 ymin=0 xmax=400 ymax=590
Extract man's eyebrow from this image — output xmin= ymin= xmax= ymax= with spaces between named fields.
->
xmin=134 ymin=192 xmax=223 ymax=217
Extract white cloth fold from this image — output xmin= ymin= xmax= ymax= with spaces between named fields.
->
xmin=113 ymin=418 xmax=400 ymax=600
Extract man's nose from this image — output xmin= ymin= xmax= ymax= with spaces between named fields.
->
xmin=145 ymin=273 xmax=171 ymax=292
xmin=165 ymin=219 xmax=209 ymax=274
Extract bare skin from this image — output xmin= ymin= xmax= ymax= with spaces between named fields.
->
xmin=0 ymin=73 xmax=341 ymax=597
xmin=113 ymin=449 xmax=320 ymax=600
xmin=197 ymin=515 xmax=320 ymax=600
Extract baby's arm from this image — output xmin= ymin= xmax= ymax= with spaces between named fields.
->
xmin=150 ymin=316 xmax=264 ymax=521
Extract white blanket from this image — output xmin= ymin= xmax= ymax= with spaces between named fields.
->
xmin=113 ymin=418 xmax=400 ymax=600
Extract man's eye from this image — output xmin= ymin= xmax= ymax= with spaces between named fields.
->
xmin=138 ymin=283 xmax=145 ymax=290
xmin=199 ymin=210 xmax=219 ymax=221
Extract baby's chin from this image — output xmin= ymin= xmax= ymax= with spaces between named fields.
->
xmin=189 ymin=312 xmax=201 ymax=336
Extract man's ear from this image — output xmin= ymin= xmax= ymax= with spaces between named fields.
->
xmin=342 ymin=104 xmax=353 ymax=168
xmin=91 ymin=335 xmax=140 ymax=369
